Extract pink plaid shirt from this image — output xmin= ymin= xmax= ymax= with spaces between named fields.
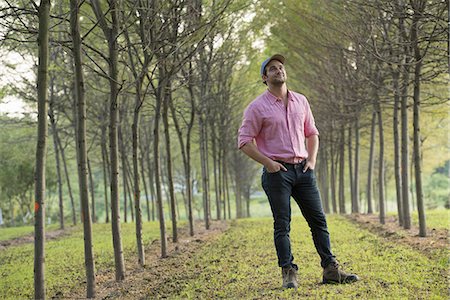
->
xmin=238 ymin=90 xmax=319 ymax=164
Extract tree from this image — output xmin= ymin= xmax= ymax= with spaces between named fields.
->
xmin=34 ymin=1 xmax=50 ymax=298
xmin=70 ymin=0 xmax=96 ymax=296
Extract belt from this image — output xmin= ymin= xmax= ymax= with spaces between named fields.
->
xmin=275 ymin=159 xmax=305 ymax=169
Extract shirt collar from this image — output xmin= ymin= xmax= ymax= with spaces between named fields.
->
xmin=266 ymin=89 xmax=294 ymax=104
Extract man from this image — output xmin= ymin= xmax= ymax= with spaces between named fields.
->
xmin=237 ymin=54 xmax=359 ymax=289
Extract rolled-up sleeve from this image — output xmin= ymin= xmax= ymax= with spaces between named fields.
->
xmin=303 ymin=98 xmax=319 ymax=137
xmin=237 ymin=104 xmax=261 ymax=149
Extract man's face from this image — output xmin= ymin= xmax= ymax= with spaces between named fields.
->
xmin=262 ymin=60 xmax=287 ymax=85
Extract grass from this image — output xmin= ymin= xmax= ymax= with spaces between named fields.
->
xmin=0 ymin=220 xmax=178 ymax=299
xmin=0 ymin=224 xmax=60 ymax=242
xmin=149 ymin=215 xmax=448 ymax=299
xmin=1 ymin=211 xmax=447 ymax=299
xmin=387 ymin=208 xmax=449 ymax=230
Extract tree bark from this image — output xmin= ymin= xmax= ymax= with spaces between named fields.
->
xmin=375 ymin=92 xmax=385 ymax=224
xmin=70 ymin=0 xmax=96 ymax=296
xmin=348 ymin=126 xmax=356 ymax=213
xmin=34 ymin=1 xmax=50 ymax=298
xmin=411 ymin=0 xmax=426 ymax=237
xmin=399 ymin=12 xmax=412 ymax=230
xmin=57 ymin=136 xmax=76 ymax=225
xmin=101 ymin=128 xmax=110 ymax=223
xmin=90 ymin=0 xmax=126 ymax=281
xmin=49 ymin=106 xmax=64 ymax=229
xmin=87 ymin=158 xmax=96 ymax=223
xmin=354 ymin=118 xmax=360 ymax=213
xmin=199 ymin=115 xmax=210 ymax=228
xmin=367 ymin=111 xmax=376 ymax=214
xmin=392 ymin=69 xmax=403 ymax=226
xmin=162 ymin=82 xmax=178 ymax=243
xmin=338 ymin=125 xmax=346 ymax=214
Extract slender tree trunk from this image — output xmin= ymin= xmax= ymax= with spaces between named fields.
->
xmin=400 ymin=18 xmax=412 ymax=230
xmin=211 ymin=127 xmax=220 ymax=220
xmin=392 ymin=70 xmax=403 ymax=226
xmin=70 ymin=1 xmax=96 ymax=296
xmin=330 ymin=128 xmax=337 ymax=213
xmin=90 ymin=0 xmax=125 ymax=281
xmin=57 ymin=137 xmax=76 ymax=225
xmin=49 ymin=111 xmax=64 ymax=229
xmin=87 ymin=158 xmax=96 ymax=223
xmin=367 ymin=111 xmax=376 ymax=214
xmin=348 ymin=126 xmax=356 ymax=213
xmin=125 ymin=159 xmax=135 ymax=222
xmin=101 ymin=128 xmax=110 ymax=223
xmin=224 ymin=160 xmax=231 ymax=219
xmin=144 ymin=130 xmax=156 ymax=221
xmin=338 ymin=125 xmax=346 ymax=214
xmin=375 ymin=96 xmax=385 ymax=224
xmin=139 ymin=147 xmax=151 ymax=222
xmin=162 ymin=85 xmax=178 ymax=243
xmin=354 ymin=118 xmax=360 ymax=213
xmin=411 ymin=2 xmax=426 ymax=236
xmin=154 ymin=67 xmax=167 ymax=257
xmin=34 ymin=1 xmax=50 ymax=298
xmin=199 ymin=115 xmax=210 ymax=229
xmin=119 ymin=127 xmax=128 ymax=223
xmin=169 ymin=98 xmax=195 ymax=236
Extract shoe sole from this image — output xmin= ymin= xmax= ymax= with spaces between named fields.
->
xmin=323 ymin=277 xmax=359 ymax=284
xmin=282 ymin=283 xmax=298 ymax=289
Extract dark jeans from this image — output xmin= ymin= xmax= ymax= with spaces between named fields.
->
xmin=261 ymin=160 xmax=336 ymax=269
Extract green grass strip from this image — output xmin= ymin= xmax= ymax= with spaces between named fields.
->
xmin=157 ymin=216 xmax=448 ymax=299
xmin=0 ymin=221 xmax=174 ymax=299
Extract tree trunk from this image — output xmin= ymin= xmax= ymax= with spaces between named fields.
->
xmin=49 ymin=109 xmax=64 ymax=229
xmin=144 ymin=129 xmax=156 ymax=221
xmin=330 ymin=128 xmax=337 ymax=213
xmin=87 ymin=158 xmax=96 ymax=223
xmin=367 ymin=111 xmax=376 ymax=214
xmin=34 ymin=1 xmax=50 ymax=298
xmin=392 ymin=69 xmax=403 ymax=226
xmin=338 ymin=125 xmax=346 ymax=214
xmin=411 ymin=1 xmax=426 ymax=237
xmin=57 ymin=136 xmax=76 ymax=225
xmin=139 ymin=144 xmax=151 ymax=222
xmin=400 ymin=15 xmax=412 ymax=230
xmin=90 ymin=0 xmax=125 ymax=281
xmin=119 ymin=127 xmax=128 ymax=223
xmin=154 ymin=66 xmax=168 ymax=257
xmin=199 ymin=115 xmax=210 ymax=229
xmin=70 ymin=0 xmax=96 ymax=296
xmin=169 ymin=96 xmax=195 ymax=235
xmin=354 ymin=118 xmax=360 ymax=213
xmin=375 ymin=95 xmax=385 ymax=224
xmin=101 ymin=129 xmax=110 ymax=223
xmin=211 ymin=126 xmax=221 ymax=220
xmin=162 ymin=84 xmax=178 ymax=243
xmin=348 ymin=126 xmax=355 ymax=213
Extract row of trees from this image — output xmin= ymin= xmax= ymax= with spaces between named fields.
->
xmin=1 ymin=0 xmax=262 ymax=298
xmin=261 ymin=0 xmax=448 ymax=235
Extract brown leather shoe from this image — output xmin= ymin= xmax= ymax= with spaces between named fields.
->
xmin=282 ymin=266 xmax=299 ymax=289
xmin=323 ymin=262 xmax=359 ymax=284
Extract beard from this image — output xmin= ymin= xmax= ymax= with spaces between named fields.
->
xmin=269 ymin=75 xmax=286 ymax=85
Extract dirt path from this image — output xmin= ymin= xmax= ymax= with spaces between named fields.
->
xmin=65 ymin=220 xmax=229 ymax=299
xmin=346 ymin=213 xmax=448 ymax=257
xmin=0 ymin=227 xmax=76 ymax=251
